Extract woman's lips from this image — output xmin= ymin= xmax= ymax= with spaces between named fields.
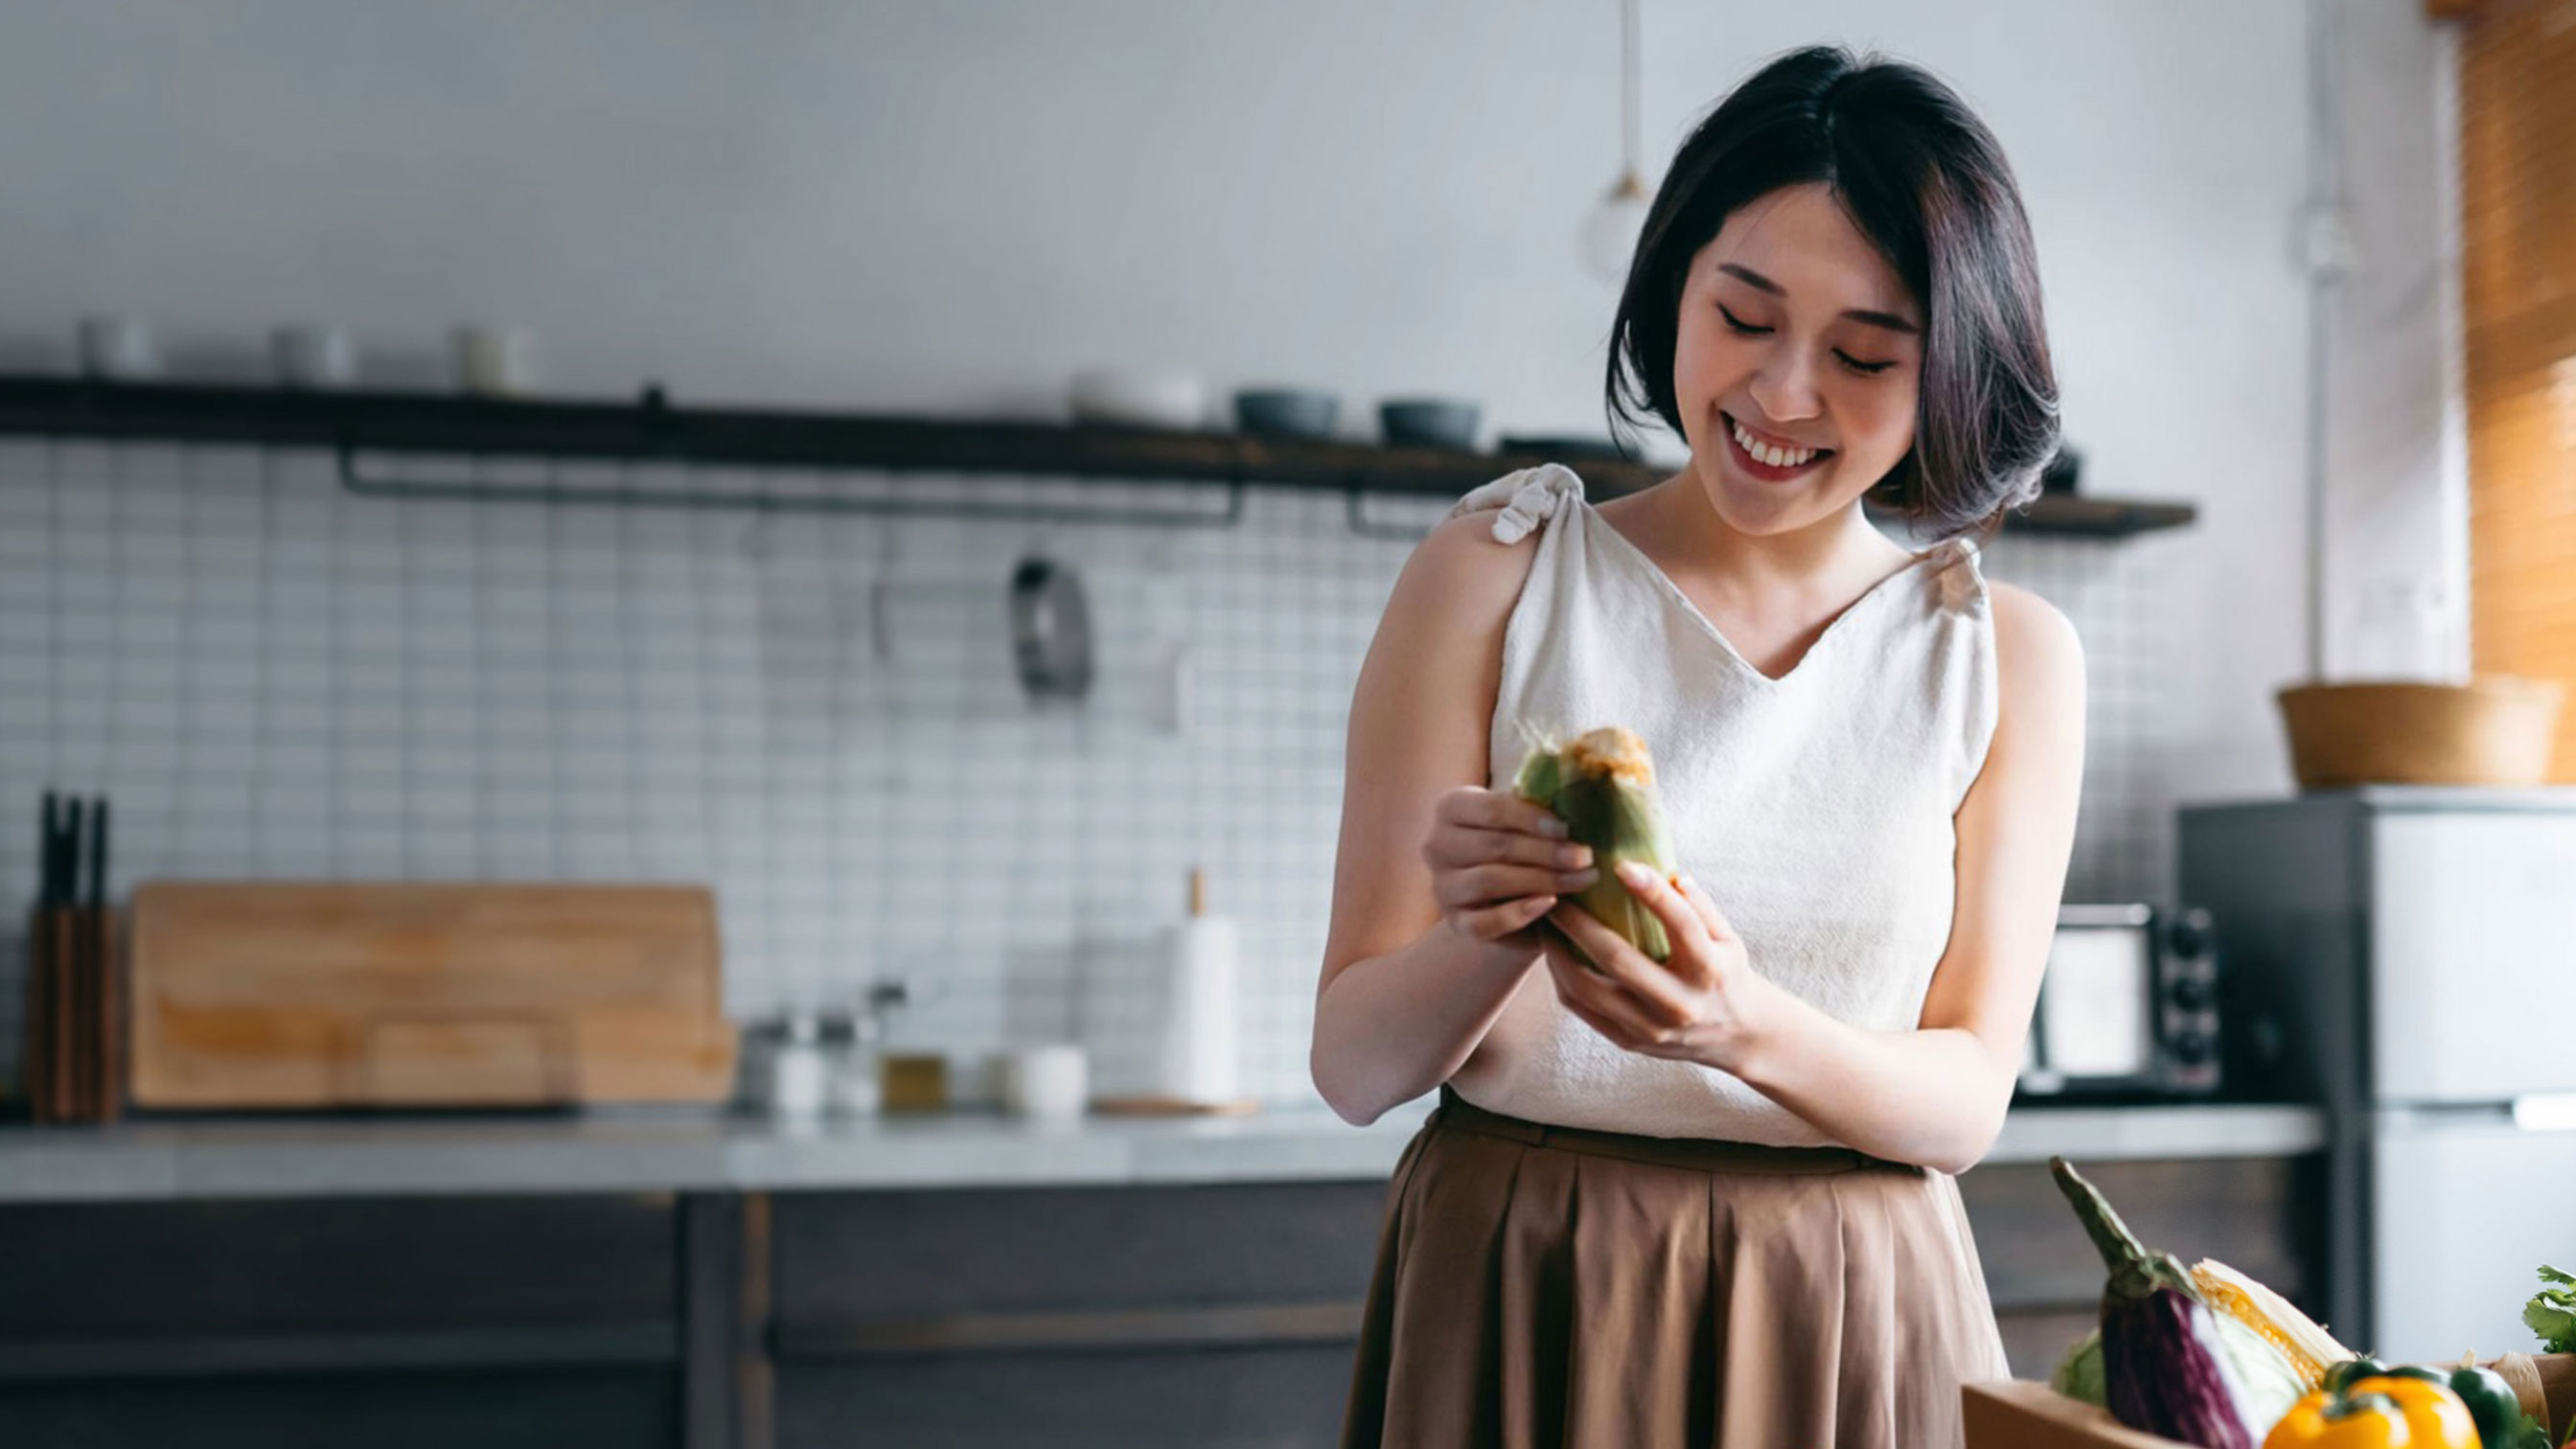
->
xmin=1720 ymin=411 xmax=1832 ymax=482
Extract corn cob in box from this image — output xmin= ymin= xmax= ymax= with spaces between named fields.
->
xmin=1511 ymin=726 xmax=1679 ymax=962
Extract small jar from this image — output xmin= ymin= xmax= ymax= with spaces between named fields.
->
xmin=767 ymin=1010 xmax=831 ymax=1124
xmin=824 ymin=1005 xmax=886 ymax=1118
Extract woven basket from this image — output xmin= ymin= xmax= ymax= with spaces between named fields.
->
xmin=2275 ymin=677 xmax=2564 ymax=789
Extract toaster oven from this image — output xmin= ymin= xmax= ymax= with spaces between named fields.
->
xmin=2016 ymin=903 xmax=2221 ymax=1100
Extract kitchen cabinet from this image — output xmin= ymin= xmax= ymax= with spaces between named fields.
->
xmin=0 ymin=1109 xmax=2323 ymax=1447
xmin=0 ymin=1195 xmax=681 ymax=1446
xmin=767 ymin=1183 xmax=1384 ymax=1449
xmin=1962 ymin=1155 xmax=2325 ymax=1378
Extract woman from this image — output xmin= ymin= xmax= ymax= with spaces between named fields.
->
xmin=1314 ymin=46 xmax=2085 ymax=1449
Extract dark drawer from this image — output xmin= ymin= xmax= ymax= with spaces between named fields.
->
xmin=770 ymin=1181 xmax=1390 ymax=1327
xmin=0 ymin=1194 xmax=678 ymax=1341
xmin=778 ymin=1346 xmax=1353 ymax=1449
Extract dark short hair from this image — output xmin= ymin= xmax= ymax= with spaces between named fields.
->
xmin=1605 ymin=46 xmax=2059 ymax=537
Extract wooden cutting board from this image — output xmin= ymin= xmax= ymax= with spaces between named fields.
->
xmin=129 ymin=883 xmax=738 ymax=1110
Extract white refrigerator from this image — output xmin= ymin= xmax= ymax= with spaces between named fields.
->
xmin=2182 ymin=787 xmax=2576 ymax=1363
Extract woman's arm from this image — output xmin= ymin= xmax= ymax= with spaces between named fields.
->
xmin=1310 ymin=511 xmax=1555 ymax=1126
xmin=1541 ymin=583 xmax=2086 ymax=1173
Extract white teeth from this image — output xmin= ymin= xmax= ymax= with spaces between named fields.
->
xmin=1731 ymin=417 xmax=1816 ymax=470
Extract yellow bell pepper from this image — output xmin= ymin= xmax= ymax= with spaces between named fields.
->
xmin=2264 ymin=1390 xmax=2412 ymax=1449
xmin=2346 ymin=1376 xmax=2482 ymax=1449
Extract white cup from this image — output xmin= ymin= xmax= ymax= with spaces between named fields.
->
xmin=77 ymin=316 xmax=160 ymax=381
xmin=998 ymin=1044 xmax=1088 ymax=1120
xmin=450 ymin=325 xmax=540 ymax=397
xmin=271 ymin=325 xmax=358 ymax=389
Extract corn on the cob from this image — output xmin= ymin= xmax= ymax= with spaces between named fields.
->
xmin=2190 ymin=1258 xmax=2352 ymax=1391
xmin=1511 ymin=726 xmax=1678 ymax=962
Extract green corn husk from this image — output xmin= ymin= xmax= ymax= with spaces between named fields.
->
xmin=1511 ymin=726 xmax=1678 ymax=962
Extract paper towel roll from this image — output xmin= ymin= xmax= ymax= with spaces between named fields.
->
xmin=1156 ymin=868 xmax=1238 ymax=1104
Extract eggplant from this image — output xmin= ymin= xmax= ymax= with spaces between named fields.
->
xmin=2050 ymin=1157 xmax=2256 ymax=1449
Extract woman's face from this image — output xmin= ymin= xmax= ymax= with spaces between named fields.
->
xmin=1668 ymin=182 xmax=1924 ymax=537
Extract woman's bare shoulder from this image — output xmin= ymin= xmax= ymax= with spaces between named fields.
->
xmin=1376 ymin=506 xmax=1548 ymax=648
xmin=1985 ymin=581 xmax=2084 ymax=728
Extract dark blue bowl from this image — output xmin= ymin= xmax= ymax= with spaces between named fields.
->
xmin=1232 ymin=387 xmax=1341 ymax=439
xmin=1378 ymin=397 xmax=1482 ymax=450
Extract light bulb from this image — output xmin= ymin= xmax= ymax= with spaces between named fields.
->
xmin=1579 ymin=172 xmax=1650 ymax=284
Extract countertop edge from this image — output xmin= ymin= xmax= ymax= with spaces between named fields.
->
xmin=0 ymin=1102 xmax=2325 ymax=1204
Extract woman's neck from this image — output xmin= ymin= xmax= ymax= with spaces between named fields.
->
xmin=1623 ymin=471 xmax=1910 ymax=604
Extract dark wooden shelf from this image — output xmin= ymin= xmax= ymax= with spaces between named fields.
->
xmin=1997 ymin=493 xmax=2198 ymax=538
xmin=0 ymin=376 xmax=2195 ymax=537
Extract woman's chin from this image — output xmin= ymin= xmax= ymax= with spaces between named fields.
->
xmin=1694 ymin=459 xmax=1843 ymax=537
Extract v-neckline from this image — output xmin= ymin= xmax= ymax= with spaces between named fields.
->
xmin=1581 ymin=505 xmax=1956 ymax=688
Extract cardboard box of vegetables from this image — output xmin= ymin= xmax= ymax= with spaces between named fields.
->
xmin=1964 ymin=1159 xmax=2576 ymax=1449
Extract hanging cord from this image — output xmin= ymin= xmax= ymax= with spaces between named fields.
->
xmin=1619 ymin=0 xmax=1641 ymax=186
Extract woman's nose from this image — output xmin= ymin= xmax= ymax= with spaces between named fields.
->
xmin=1747 ymin=348 xmax=1824 ymax=424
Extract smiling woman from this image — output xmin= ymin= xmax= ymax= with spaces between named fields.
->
xmin=1606 ymin=49 xmax=2062 ymax=540
xmin=1315 ymin=43 xmax=2087 ymax=1449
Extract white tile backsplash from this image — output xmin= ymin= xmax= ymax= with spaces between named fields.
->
xmin=0 ymin=445 xmax=2177 ymax=1107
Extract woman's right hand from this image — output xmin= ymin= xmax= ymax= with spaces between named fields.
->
xmin=1422 ymin=787 xmax=1598 ymax=951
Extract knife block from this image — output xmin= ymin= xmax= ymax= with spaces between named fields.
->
xmin=20 ymin=904 xmax=122 ymax=1124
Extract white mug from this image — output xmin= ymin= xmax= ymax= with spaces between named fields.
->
xmin=998 ymin=1044 xmax=1088 ymax=1120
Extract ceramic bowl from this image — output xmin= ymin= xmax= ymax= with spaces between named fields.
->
xmin=1232 ymin=387 xmax=1341 ymax=439
xmin=1378 ymin=397 xmax=1482 ymax=450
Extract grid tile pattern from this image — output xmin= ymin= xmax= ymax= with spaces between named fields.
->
xmin=0 ymin=445 xmax=2175 ymax=1106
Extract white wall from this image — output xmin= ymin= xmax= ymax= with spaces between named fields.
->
xmin=0 ymin=1 xmax=2447 ymax=811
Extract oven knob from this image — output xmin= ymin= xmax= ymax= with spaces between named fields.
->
xmin=2169 ymin=1028 xmax=2216 ymax=1066
xmin=2169 ymin=976 xmax=2214 ymax=1012
xmin=2166 ymin=913 xmax=2211 ymax=958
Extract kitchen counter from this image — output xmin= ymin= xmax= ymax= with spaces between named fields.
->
xmin=0 ymin=1099 xmax=2325 ymax=1204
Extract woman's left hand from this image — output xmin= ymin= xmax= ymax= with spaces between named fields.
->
xmin=1543 ymin=861 xmax=1782 ymax=1073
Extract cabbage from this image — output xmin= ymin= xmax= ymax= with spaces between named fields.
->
xmin=2209 ymin=1309 xmax=2306 ymax=1436
xmin=2052 ymin=1329 xmax=2106 ymax=1406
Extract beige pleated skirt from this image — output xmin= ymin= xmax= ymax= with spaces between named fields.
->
xmin=1340 ymin=1089 xmax=2011 ymax=1449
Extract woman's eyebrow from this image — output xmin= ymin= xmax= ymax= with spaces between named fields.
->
xmin=1715 ymin=263 xmax=1921 ymax=335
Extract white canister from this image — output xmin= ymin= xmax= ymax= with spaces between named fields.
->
xmin=999 ymin=1044 xmax=1089 ymax=1120
xmin=450 ymin=325 xmax=540 ymax=397
xmin=77 ymin=316 xmax=161 ymax=381
xmin=766 ymin=1011 xmax=831 ymax=1124
xmin=271 ymin=325 xmax=358 ymax=389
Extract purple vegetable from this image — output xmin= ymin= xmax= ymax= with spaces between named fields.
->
xmin=2051 ymin=1157 xmax=2255 ymax=1449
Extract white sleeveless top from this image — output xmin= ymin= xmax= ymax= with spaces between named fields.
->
xmin=1445 ymin=464 xmax=2001 ymax=1146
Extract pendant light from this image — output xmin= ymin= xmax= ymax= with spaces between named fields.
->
xmin=1578 ymin=0 xmax=1650 ymax=283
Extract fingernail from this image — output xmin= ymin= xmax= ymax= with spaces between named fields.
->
xmin=1536 ymin=817 xmax=1570 ymax=840
xmin=1617 ymin=861 xmax=1655 ymax=886
xmin=1559 ymin=868 xmax=1598 ymax=890
xmin=1557 ymin=844 xmax=1592 ymax=868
